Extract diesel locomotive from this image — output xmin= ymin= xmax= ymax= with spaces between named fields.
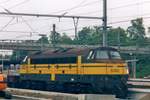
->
xmin=7 ymin=47 xmax=129 ymax=98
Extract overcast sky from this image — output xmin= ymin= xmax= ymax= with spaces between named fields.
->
xmin=0 ymin=0 xmax=149 ymax=40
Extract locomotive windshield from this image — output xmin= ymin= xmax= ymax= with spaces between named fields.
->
xmin=110 ymin=51 xmax=121 ymax=59
xmin=96 ymin=50 xmax=109 ymax=59
xmin=87 ymin=48 xmax=121 ymax=60
xmin=87 ymin=50 xmax=109 ymax=60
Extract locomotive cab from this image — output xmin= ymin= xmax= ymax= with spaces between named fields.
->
xmin=86 ymin=47 xmax=123 ymax=62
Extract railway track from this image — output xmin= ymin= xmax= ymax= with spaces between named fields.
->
xmin=128 ymin=88 xmax=150 ymax=100
xmin=127 ymin=79 xmax=150 ymax=100
xmin=128 ymin=78 xmax=150 ymax=89
xmin=128 ymin=88 xmax=150 ymax=93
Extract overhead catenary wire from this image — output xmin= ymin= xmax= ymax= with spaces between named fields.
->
xmin=51 ymin=0 xmax=87 ymax=13
xmin=108 ymin=16 xmax=150 ymax=25
xmin=4 ymin=13 xmax=150 ymax=28
xmin=0 ymin=30 xmax=38 ymax=33
xmin=0 ymin=17 xmax=15 ymax=32
xmin=76 ymin=0 xmax=150 ymax=16
xmin=8 ymin=13 xmax=150 ymax=25
xmin=0 ymin=0 xmax=100 ymax=25
xmin=0 ymin=0 xmax=149 ymax=38
xmin=109 ymin=13 xmax=150 ymax=19
xmin=21 ymin=17 xmax=36 ymax=33
xmin=0 ymin=0 xmax=147 ymax=44
xmin=0 ymin=15 xmax=149 ymax=35
xmin=0 ymin=12 xmax=101 ymax=36
xmin=0 ymin=0 xmax=148 ymax=18
xmin=7 ymin=17 xmax=100 ymax=27
xmin=52 ymin=16 xmax=150 ymax=33
xmin=5 ymin=17 xmax=56 ymax=27
xmin=0 ymin=16 xmax=149 ymax=35
xmin=1 ymin=15 xmax=149 ymax=36
xmin=50 ymin=0 xmax=99 ymax=14
xmin=2 ymin=0 xmax=147 ymax=17
xmin=0 ymin=0 xmax=100 ymax=38
xmin=7 ymin=0 xmax=30 ymax=9
xmin=0 ymin=0 xmax=148 ymax=24
xmin=0 ymin=12 xmax=102 ymax=19
xmin=110 ymin=0 xmax=150 ymax=10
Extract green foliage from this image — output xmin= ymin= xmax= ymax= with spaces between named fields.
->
xmin=73 ymin=26 xmax=102 ymax=45
xmin=50 ymin=31 xmax=61 ymax=44
xmin=59 ymin=33 xmax=73 ymax=44
xmin=37 ymin=36 xmax=49 ymax=44
xmin=107 ymin=27 xmax=129 ymax=46
xmin=127 ymin=18 xmax=146 ymax=46
xmin=136 ymin=54 xmax=150 ymax=78
xmin=77 ymin=27 xmax=93 ymax=44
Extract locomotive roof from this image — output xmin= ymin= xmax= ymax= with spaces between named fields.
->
xmin=29 ymin=47 xmax=118 ymax=59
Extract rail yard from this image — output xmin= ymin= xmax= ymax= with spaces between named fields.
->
xmin=0 ymin=0 xmax=150 ymax=100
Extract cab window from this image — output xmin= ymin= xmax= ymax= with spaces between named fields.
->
xmin=110 ymin=51 xmax=121 ymax=59
xmin=96 ymin=50 xmax=109 ymax=59
xmin=87 ymin=50 xmax=94 ymax=60
xmin=22 ymin=56 xmax=28 ymax=64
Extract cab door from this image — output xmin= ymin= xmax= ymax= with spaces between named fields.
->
xmin=106 ymin=51 xmax=124 ymax=75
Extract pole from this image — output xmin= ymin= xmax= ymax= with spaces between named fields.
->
xmin=1 ymin=52 xmax=3 ymax=73
xmin=41 ymin=38 xmax=43 ymax=51
xmin=52 ymin=24 xmax=56 ymax=47
xmin=1 ymin=44 xmax=3 ymax=73
xmin=118 ymin=30 xmax=120 ymax=50
xmin=73 ymin=18 xmax=79 ymax=40
xmin=103 ymin=0 xmax=107 ymax=47
xmin=133 ymin=55 xmax=136 ymax=78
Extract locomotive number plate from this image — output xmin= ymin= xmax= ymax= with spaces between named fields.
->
xmin=111 ymin=69 xmax=119 ymax=72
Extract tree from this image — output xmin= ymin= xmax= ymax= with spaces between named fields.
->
xmin=107 ymin=27 xmax=129 ymax=46
xmin=127 ymin=18 xmax=146 ymax=45
xmin=77 ymin=27 xmax=93 ymax=44
xmin=50 ymin=31 xmax=61 ymax=45
xmin=75 ymin=26 xmax=103 ymax=45
xmin=89 ymin=26 xmax=103 ymax=45
xmin=59 ymin=33 xmax=73 ymax=44
xmin=37 ymin=36 xmax=49 ymax=44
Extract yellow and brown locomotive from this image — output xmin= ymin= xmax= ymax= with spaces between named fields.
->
xmin=7 ymin=47 xmax=129 ymax=98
